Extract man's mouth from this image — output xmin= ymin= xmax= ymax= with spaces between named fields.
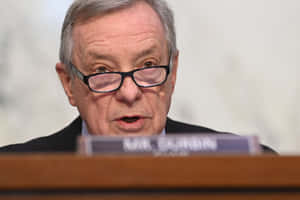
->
xmin=115 ymin=115 xmax=146 ymax=132
xmin=120 ymin=116 xmax=141 ymax=123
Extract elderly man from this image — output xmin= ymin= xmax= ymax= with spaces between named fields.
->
xmin=0 ymin=0 xmax=274 ymax=152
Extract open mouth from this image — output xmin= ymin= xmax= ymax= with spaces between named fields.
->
xmin=115 ymin=115 xmax=146 ymax=131
xmin=120 ymin=116 xmax=141 ymax=123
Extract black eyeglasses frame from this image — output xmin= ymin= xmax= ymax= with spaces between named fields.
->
xmin=69 ymin=55 xmax=172 ymax=93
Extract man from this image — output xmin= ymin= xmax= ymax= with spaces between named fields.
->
xmin=0 ymin=0 xmax=274 ymax=152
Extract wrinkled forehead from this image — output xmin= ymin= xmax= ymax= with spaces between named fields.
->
xmin=71 ymin=1 xmax=168 ymax=58
xmin=81 ymin=4 xmax=162 ymax=30
xmin=72 ymin=1 xmax=165 ymax=36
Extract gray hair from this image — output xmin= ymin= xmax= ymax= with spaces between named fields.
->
xmin=59 ymin=0 xmax=177 ymax=72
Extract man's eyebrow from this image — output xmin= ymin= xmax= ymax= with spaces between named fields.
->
xmin=134 ymin=46 xmax=160 ymax=61
xmin=87 ymin=52 xmax=115 ymax=61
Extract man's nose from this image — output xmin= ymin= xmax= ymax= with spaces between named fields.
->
xmin=115 ymin=76 xmax=142 ymax=105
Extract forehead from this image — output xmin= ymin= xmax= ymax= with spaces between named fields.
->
xmin=72 ymin=1 xmax=167 ymax=59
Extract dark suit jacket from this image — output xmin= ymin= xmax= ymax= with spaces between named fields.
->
xmin=0 ymin=117 xmax=274 ymax=153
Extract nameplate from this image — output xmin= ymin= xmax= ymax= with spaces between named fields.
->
xmin=78 ymin=134 xmax=261 ymax=155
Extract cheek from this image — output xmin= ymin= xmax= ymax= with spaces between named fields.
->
xmin=70 ymin=81 xmax=89 ymax=107
xmin=160 ymin=80 xmax=175 ymax=113
xmin=146 ymin=84 xmax=173 ymax=132
xmin=151 ymin=81 xmax=174 ymax=115
xmin=71 ymin=82 xmax=110 ymax=120
xmin=160 ymin=78 xmax=174 ymax=100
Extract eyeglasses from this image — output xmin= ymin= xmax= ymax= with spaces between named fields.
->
xmin=69 ymin=56 xmax=171 ymax=93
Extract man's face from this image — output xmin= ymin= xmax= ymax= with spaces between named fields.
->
xmin=56 ymin=1 xmax=178 ymax=136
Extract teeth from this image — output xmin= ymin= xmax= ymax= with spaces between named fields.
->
xmin=122 ymin=117 xmax=139 ymax=123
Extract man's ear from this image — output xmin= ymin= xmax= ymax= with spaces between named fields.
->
xmin=55 ymin=62 xmax=76 ymax=106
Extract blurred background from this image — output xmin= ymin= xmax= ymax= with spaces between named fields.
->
xmin=0 ymin=0 xmax=299 ymax=153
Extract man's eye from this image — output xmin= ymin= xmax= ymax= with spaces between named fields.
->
xmin=144 ymin=61 xmax=155 ymax=67
xmin=95 ymin=66 xmax=109 ymax=73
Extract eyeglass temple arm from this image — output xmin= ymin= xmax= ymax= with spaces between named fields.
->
xmin=69 ymin=63 xmax=85 ymax=81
